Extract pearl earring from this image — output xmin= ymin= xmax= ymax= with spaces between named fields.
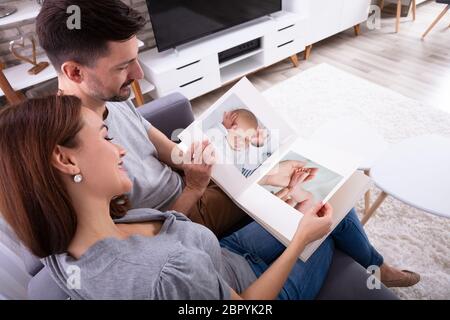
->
xmin=73 ymin=174 xmax=83 ymax=183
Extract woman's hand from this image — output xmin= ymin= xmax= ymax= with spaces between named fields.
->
xmin=293 ymin=202 xmax=333 ymax=245
xmin=274 ymin=187 xmax=292 ymax=203
xmin=234 ymin=201 xmax=333 ymax=300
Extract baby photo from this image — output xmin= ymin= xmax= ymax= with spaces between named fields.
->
xmin=258 ymin=151 xmax=344 ymax=212
xmin=201 ymin=94 xmax=276 ymax=178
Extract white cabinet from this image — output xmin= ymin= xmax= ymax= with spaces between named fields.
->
xmin=284 ymin=0 xmax=371 ymax=45
xmin=341 ymin=0 xmax=372 ymax=31
xmin=140 ymin=11 xmax=306 ymax=100
xmin=139 ymin=52 xmax=221 ymax=99
xmin=306 ymin=0 xmax=345 ymax=45
xmin=264 ymin=14 xmax=307 ymax=66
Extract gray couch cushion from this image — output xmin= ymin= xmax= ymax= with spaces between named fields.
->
xmin=0 ymin=217 xmax=23 ymax=258
xmin=0 ymin=247 xmax=29 ymax=299
xmin=0 ymin=217 xmax=43 ymax=276
xmin=28 ymin=267 xmax=69 ymax=300
xmin=0 ymin=217 xmax=31 ymax=299
xmin=138 ymin=92 xmax=194 ymax=141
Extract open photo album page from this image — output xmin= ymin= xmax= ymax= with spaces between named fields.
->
xmin=235 ymin=137 xmax=362 ymax=261
xmin=178 ymin=77 xmax=298 ymax=196
xmin=178 ymin=77 xmax=365 ymax=260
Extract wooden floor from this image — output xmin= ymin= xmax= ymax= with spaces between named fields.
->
xmin=191 ymin=1 xmax=450 ymax=116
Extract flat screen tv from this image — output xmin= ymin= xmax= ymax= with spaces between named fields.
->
xmin=146 ymin=0 xmax=282 ymax=52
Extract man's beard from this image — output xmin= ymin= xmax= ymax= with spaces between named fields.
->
xmin=107 ymin=80 xmax=134 ymax=102
xmin=87 ymin=76 xmax=134 ymax=102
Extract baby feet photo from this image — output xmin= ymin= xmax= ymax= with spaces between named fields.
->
xmin=259 ymin=151 xmax=344 ymax=212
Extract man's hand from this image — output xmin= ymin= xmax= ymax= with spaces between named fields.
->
xmin=168 ymin=141 xmax=215 ymax=215
xmin=222 ymin=111 xmax=238 ymax=130
xmin=259 ymin=160 xmax=307 ymax=187
xmin=274 ymin=169 xmax=316 ymax=206
xmin=182 ymin=141 xmax=215 ymax=195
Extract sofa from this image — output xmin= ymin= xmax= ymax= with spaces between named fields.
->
xmin=0 ymin=92 xmax=399 ymax=300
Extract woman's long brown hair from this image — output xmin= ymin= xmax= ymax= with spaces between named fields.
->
xmin=0 ymin=96 xmax=128 ymax=258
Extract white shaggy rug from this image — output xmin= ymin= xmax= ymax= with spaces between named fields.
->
xmin=262 ymin=64 xmax=450 ymax=300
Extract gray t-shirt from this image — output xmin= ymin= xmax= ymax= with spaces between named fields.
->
xmin=104 ymin=101 xmax=183 ymax=210
xmin=44 ymin=209 xmax=257 ymax=300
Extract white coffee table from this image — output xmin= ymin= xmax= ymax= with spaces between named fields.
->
xmin=310 ymin=117 xmax=389 ymax=170
xmin=362 ymin=134 xmax=450 ymax=224
xmin=310 ymin=117 xmax=389 ymax=214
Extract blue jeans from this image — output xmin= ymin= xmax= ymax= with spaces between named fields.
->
xmin=219 ymin=208 xmax=384 ymax=300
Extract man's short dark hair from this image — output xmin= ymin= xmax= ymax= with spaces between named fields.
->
xmin=36 ymin=0 xmax=146 ymax=72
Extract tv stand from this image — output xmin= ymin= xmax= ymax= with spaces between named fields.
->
xmin=218 ymin=38 xmax=261 ymax=64
xmin=139 ymin=11 xmax=306 ymax=100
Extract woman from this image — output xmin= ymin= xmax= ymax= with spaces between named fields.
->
xmin=0 ymin=96 xmax=418 ymax=299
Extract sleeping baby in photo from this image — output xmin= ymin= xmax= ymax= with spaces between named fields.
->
xmin=205 ymin=109 xmax=271 ymax=178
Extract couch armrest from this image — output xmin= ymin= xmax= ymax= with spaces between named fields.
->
xmin=316 ymin=250 xmax=399 ymax=300
xmin=137 ymin=92 xmax=195 ymax=141
xmin=28 ymin=267 xmax=69 ymax=300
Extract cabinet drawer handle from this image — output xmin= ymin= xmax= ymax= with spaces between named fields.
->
xmin=180 ymin=77 xmax=204 ymax=88
xmin=176 ymin=60 xmax=201 ymax=70
xmin=277 ymin=40 xmax=294 ymax=48
xmin=278 ymin=24 xmax=295 ymax=32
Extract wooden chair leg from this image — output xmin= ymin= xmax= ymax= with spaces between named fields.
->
xmin=0 ymin=67 xmax=25 ymax=105
xmin=412 ymin=0 xmax=416 ymax=21
xmin=304 ymin=45 xmax=312 ymax=60
xmin=289 ymin=54 xmax=299 ymax=68
xmin=354 ymin=24 xmax=361 ymax=36
xmin=131 ymin=80 xmax=145 ymax=107
xmin=363 ymin=169 xmax=371 ymax=215
xmin=422 ymin=5 xmax=450 ymax=39
xmin=395 ymin=0 xmax=402 ymax=33
xmin=364 ymin=190 xmax=371 ymax=215
xmin=361 ymin=191 xmax=388 ymax=226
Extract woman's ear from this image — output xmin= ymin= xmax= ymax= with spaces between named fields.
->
xmin=60 ymin=61 xmax=83 ymax=84
xmin=51 ymin=145 xmax=80 ymax=176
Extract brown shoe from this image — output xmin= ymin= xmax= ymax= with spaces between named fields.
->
xmin=382 ymin=270 xmax=421 ymax=288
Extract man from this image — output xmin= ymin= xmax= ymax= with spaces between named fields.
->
xmin=36 ymin=0 xmax=247 ymax=237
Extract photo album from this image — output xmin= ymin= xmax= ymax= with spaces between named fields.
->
xmin=178 ymin=78 xmax=371 ymax=261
